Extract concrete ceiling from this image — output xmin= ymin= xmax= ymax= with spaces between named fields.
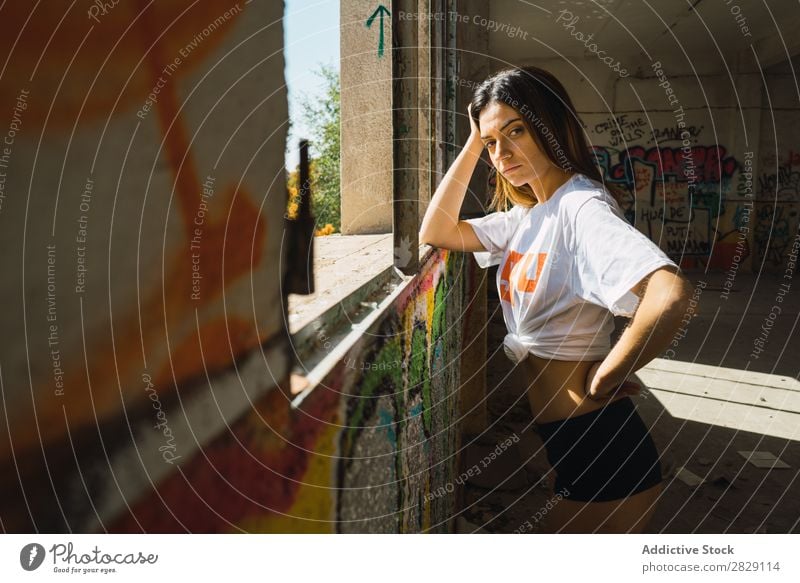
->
xmin=488 ymin=0 xmax=800 ymax=72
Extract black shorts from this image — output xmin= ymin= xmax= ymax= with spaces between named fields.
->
xmin=534 ymin=397 xmax=663 ymax=502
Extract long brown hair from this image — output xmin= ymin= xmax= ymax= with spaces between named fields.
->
xmin=469 ymin=65 xmax=620 ymax=211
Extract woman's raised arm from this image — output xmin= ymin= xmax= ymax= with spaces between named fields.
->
xmin=419 ymin=105 xmax=488 ymax=253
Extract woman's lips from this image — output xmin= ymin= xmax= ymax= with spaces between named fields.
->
xmin=503 ymin=164 xmax=522 ymax=174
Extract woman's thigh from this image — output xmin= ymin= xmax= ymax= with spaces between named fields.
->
xmin=545 ymin=482 xmax=663 ymax=533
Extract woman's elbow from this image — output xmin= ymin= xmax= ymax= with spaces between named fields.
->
xmin=664 ymin=275 xmax=695 ymax=316
xmin=418 ymin=230 xmax=435 ymax=247
xmin=644 ymin=270 xmax=695 ymax=315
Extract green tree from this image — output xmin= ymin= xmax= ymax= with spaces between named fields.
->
xmin=291 ymin=64 xmax=340 ymax=234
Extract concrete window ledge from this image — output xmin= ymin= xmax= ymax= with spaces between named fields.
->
xmin=288 ymin=234 xmax=393 ymax=333
xmin=287 ymin=234 xmax=436 ymax=402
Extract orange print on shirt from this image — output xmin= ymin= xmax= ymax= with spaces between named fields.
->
xmin=500 ymin=251 xmax=547 ymax=305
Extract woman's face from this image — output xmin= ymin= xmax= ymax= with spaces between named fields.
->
xmin=477 ymin=100 xmax=553 ymax=189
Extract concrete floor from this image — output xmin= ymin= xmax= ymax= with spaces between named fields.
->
xmin=459 ymin=269 xmax=800 ymax=533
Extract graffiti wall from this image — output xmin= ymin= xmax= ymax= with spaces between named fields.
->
xmin=103 ymin=249 xmax=468 ymax=533
xmin=586 ymin=89 xmax=800 ymax=274
xmin=754 ymin=98 xmax=800 ymax=271
xmin=587 ymin=112 xmax=753 ymax=272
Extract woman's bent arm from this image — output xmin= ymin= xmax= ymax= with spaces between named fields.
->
xmin=418 ymin=132 xmax=487 ymax=253
xmin=587 ymin=266 xmax=693 ymax=399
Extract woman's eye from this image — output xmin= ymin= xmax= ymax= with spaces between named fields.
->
xmin=485 ymin=141 xmax=495 ymax=149
xmin=509 ymin=127 xmax=522 ymax=136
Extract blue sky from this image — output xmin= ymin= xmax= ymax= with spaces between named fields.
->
xmin=284 ymin=0 xmax=340 ymax=171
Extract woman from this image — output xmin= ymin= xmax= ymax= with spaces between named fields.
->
xmin=419 ymin=66 xmax=693 ymax=533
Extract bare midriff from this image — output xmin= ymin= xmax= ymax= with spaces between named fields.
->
xmin=520 ymin=353 xmax=629 ymax=425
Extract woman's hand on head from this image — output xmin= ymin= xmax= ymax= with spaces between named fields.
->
xmin=583 ymin=361 xmax=641 ymax=402
xmin=467 ymin=103 xmax=481 ymax=142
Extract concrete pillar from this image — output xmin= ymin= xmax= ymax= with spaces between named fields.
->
xmin=341 ymin=0 xmax=394 ymax=234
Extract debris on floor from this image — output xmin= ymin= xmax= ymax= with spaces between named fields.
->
xmin=675 ymin=466 xmax=705 ymax=487
xmin=738 ymin=451 xmax=791 ymax=469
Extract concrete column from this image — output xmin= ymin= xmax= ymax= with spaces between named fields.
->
xmin=341 ymin=0 xmax=394 ymax=234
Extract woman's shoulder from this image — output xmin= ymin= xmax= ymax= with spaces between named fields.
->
xmin=559 ymin=174 xmax=612 ymax=216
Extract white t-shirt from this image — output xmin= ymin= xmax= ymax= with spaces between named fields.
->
xmin=464 ymin=173 xmax=680 ymax=363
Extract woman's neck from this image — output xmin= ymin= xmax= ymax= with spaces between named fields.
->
xmin=529 ymin=168 xmax=575 ymax=205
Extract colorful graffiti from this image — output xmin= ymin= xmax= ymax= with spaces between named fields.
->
xmin=102 ymin=249 xmax=468 ymax=533
xmin=593 ymin=144 xmax=741 ymax=262
xmin=591 ymin=113 xmax=800 ymax=271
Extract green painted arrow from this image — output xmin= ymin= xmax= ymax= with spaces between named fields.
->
xmin=366 ymin=4 xmax=391 ymax=58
